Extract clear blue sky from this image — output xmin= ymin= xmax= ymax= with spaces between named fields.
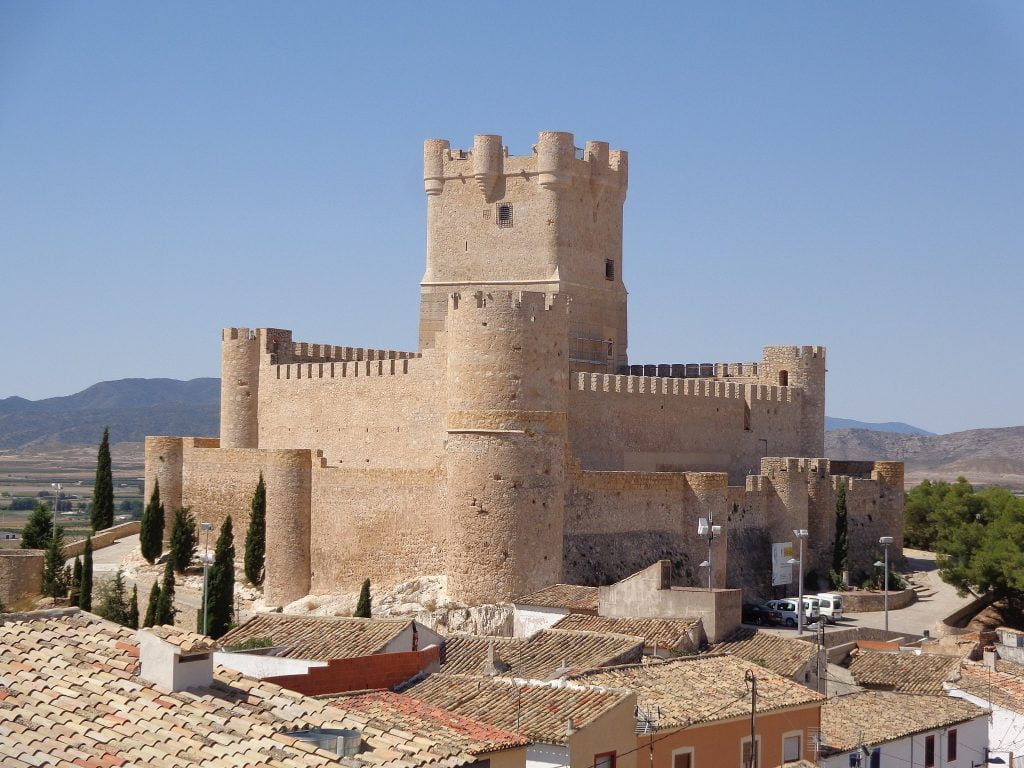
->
xmin=1 ymin=2 xmax=1021 ymax=434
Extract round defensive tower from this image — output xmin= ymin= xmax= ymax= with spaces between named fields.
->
xmin=144 ymin=436 xmax=183 ymax=542
xmin=443 ymin=290 xmax=569 ymax=604
xmin=220 ymin=327 xmax=261 ymax=449
xmin=262 ymin=449 xmax=312 ymax=607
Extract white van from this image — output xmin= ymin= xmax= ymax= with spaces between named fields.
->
xmin=801 ymin=597 xmax=822 ymax=623
xmin=766 ymin=599 xmax=817 ymax=628
xmin=814 ymin=593 xmax=845 ymax=623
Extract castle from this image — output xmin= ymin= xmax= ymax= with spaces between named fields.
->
xmin=144 ymin=131 xmax=904 ymax=608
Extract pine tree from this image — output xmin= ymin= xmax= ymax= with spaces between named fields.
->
xmin=69 ymin=556 xmax=83 ymax=606
xmin=244 ymin=474 xmax=266 ymax=586
xmin=90 ymin=427 xmax=115 ymax=531
xmin=154 ymin=559 xmax=176 ymax=625
xmin=127 ymin=585 xmax=139 ymax=629
xmin=41 ymin=526 xmax=67 ymax=598
xmin=168 ymin=507 xmax=198 ymax=574
xmin=20 ymin=503 xmax=53 ymax=549
xmin=139 ymin=480 xmax=165 ymax=564
xmin=98 ymin=568 xmax=130 ymax=625
xmin=354 ymin=579 xmax=371 ymax=618
xmin=80 ymin=537 xmax=93 ymax=612
xmin=143 ymin=581 xmax=161 ymax=627
xmin=832 ymin=482 xmax=849 ymax=581
xmin=204 ymin=516 xmax=235 ymax=638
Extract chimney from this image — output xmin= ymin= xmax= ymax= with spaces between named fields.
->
xmin=483 ymin=639 xmax=510 ymax=676
xmin=137 ymin=626 xmax=216 ymax=692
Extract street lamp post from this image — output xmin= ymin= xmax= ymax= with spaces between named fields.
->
xmin=879 ymin=536 xmax=894 ymax=633
xmin=793 ymin=529 xmax=809 ymax=635
xmin=200 ymin=522 xmax=213 ymax=636
xmin=698 ymin=516 xmax=722 ymax=591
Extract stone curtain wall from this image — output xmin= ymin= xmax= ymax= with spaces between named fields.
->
xmin=63 ymin=521 xmax=142 ymax=559
xmin=0 ymin=550 xmax=43 ymax=606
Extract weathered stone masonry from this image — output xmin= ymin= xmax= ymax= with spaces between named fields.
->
xmin=145 ymin=131 xmax=903 ymax=606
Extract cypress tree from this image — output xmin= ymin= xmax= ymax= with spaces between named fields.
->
xmin=80 ymin=537 xmax=94 ymax=612
xmin=143 ymin=581 xmax=161 ymax=627
xmin=154 ymin=559 xmax=176 ymax=625
xmin=41 ymin=526 xmax=67 ymax=598
xmin=204 ymin=516 xmax=235 ymax=638
xmin=90 ymin=427 xmax=115 ymax=531
xmin=139 ymin=480 xmax=165 ymax=564
xmin=833 ymin=482 xmax=849 ymax=579
xmin=168 ymin=507 xmax=198 ymax=574
xmin=127 ymin=585 xmax=139 ymax=629
xmin=69 ymin=556 xmax=83 ymax=606
xmin=244 ymin=474 xmax=266 ymax=586
xmin=20 ymin=503 xmax=53 ymax=549
xmin=98 ymin=568 xmax=130 ymax=625
xmin=354 ymin=579 xmax=371 ymax=618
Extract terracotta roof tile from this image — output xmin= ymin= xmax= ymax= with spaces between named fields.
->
xmin=404 ymin=674 xmax=632 ymax=744
xmin=513 ymin=585 xmax=599 ymax=612
xmin=146 ymin=625 xmax=217 ymax=654
xmin=848 ymin=650 xmax=960 ymax=694
xmin=820 ymin=691 xmax=986 ymax=754
xmin=953 ymin=660 xmax=1024 ymax=713
xmin=219 ymin=614 xmax=416 ymax=660
xmin=551 ymin=615 xmax=702 ymax=653
xmin=333 ymin=691 xmax=530 ymax=754
xmin=708 ymin=628 xmax=818 ymax=679
xmin=441 ymin=629 xmax=643 ymax=679
xmin=571 ymin=654 xmax=823 ymax=729
xmin=0 ymin=609 xmax=479 ymax=768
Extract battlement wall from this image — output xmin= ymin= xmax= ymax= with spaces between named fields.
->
xmin=270 ymin=341 xmax=420 ymax=366
xmin=618 ymin=362 xmax=760 ymax=379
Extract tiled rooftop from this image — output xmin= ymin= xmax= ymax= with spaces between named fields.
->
xmin=848 ymin=650 xmax=960 ymax=694
xmin=953 ymin=660 xmax=1024 ymax=714
xmin=551 ymin=614 xmax=702 ymax=653
xmin=148 ymin=624 xmax=219 ymax=654
xmin=404 ymin=673 xmax=632 ymax=744
xmin=513 ymin=584 xmax=599 ymax=612
xmin=571 ymin=654 xmax=824 ymax=729
xmin=708 ymin=628 xmax=817 ymax=679
xmin=333 ymin=690 xmax=531 ymax=755
xmin=441 ymin=628 xmax=644 ymax=679
xmin=219 ymin=614 xmax=416 ymax=660
xmin=0 ymin=610 xmax=480 ymax=768
xmin=820 ymin=691 xmax=986 ymax=754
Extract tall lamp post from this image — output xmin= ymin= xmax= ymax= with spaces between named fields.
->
xmin=200 ymin=522 xmax=213 ymax=636
xmin=698 ymin=516 xmax=722 ymax=591
xmin=790 ymin=529 xmax=809 ymax=635
xmin=879 ymin=535 xmax=894 ymax=633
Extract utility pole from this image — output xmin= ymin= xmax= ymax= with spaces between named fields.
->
xmin=746 ymin=670 xmax=758 ymax=768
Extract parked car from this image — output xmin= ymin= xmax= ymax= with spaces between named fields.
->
xmin=766 ymin=598 xmax=817 ymax=628
xmin=742 ymin=603 xmax=782 ymax=626
xmin=814 ymin=592 xmax=845 ymax=623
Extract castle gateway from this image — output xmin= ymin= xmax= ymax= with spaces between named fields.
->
xmin=145 ymin=132 xmax=903 ymax=607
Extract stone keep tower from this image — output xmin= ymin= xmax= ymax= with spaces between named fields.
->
xmin=420 ymin=132 xmax=628 ymax=373
xmin=759 ymin=345 xmax=827 ymax=457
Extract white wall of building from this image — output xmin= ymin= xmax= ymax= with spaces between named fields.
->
xmin=821 ymin=716 xmax=988 ymax=768
xmin=527 ymin=743 xmax=567 ymax=768
xmin=514 ymin=606 xmax=569 ymax=638
xmin=214 ymin=651 xmax=326 ymax=679
xmin=948 ymin=684 xmax=1024 ymax=768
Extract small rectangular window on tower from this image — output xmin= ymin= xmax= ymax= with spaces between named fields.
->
xmin=496 ymin=203 xmax=513 ymax=228
xmin=605 ymin=259 xmax=615 ymax=280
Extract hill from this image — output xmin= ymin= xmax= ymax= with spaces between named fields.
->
xmin=825 ymin=417 xmax=934 ymax=435
xmin=825 ymin=426 xmax=1024 ymax=490
xmin=0 ymin=378 xmax=219 ymax=449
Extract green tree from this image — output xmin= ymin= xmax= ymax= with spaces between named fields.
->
xmin=80 ymin=537 xmax=94 ymax=612
xmin=204 ymin=516 xmax=235 ymax=638
xmin=154 ymin=559 xmax=176 ymax=625
xmin=69 ymin=556 xmax=83 ymax=606
xmin=832 ymin=482 xmax=848 ymax=580
xmin=244 ymin=474 xmax=266 ymax=586
xmin=97 ymin=568 xmax=131 ymax=625
xmin=354 ymin=579 xmax=371 ymax=618
xmin=41 ymin=526 xmax=67 ymax=598
xmin=905 ymin=477 xmax=979 ymax=551
xmin=90 ymin=427 xmax=115 ymax=531
xmin=20 ymin=504 xmax=53 ymax=549
xmin=168 ymin=507 xmax=198 ymax=574
xmin=143 ymin=581 xmax=161 ymax=627
xmin=139 ymin=480 xmax=165 ymax=564
xmin=127 ymin=585 xmax=139 ymax=629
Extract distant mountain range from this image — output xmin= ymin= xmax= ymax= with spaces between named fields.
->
xmin=825 ymin=417 xmax=934 ymax=436
xmin=0 ymin=378 xmax=219 ymax=449
xmin=2 ymin=378 xmax=1021 ymax=489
